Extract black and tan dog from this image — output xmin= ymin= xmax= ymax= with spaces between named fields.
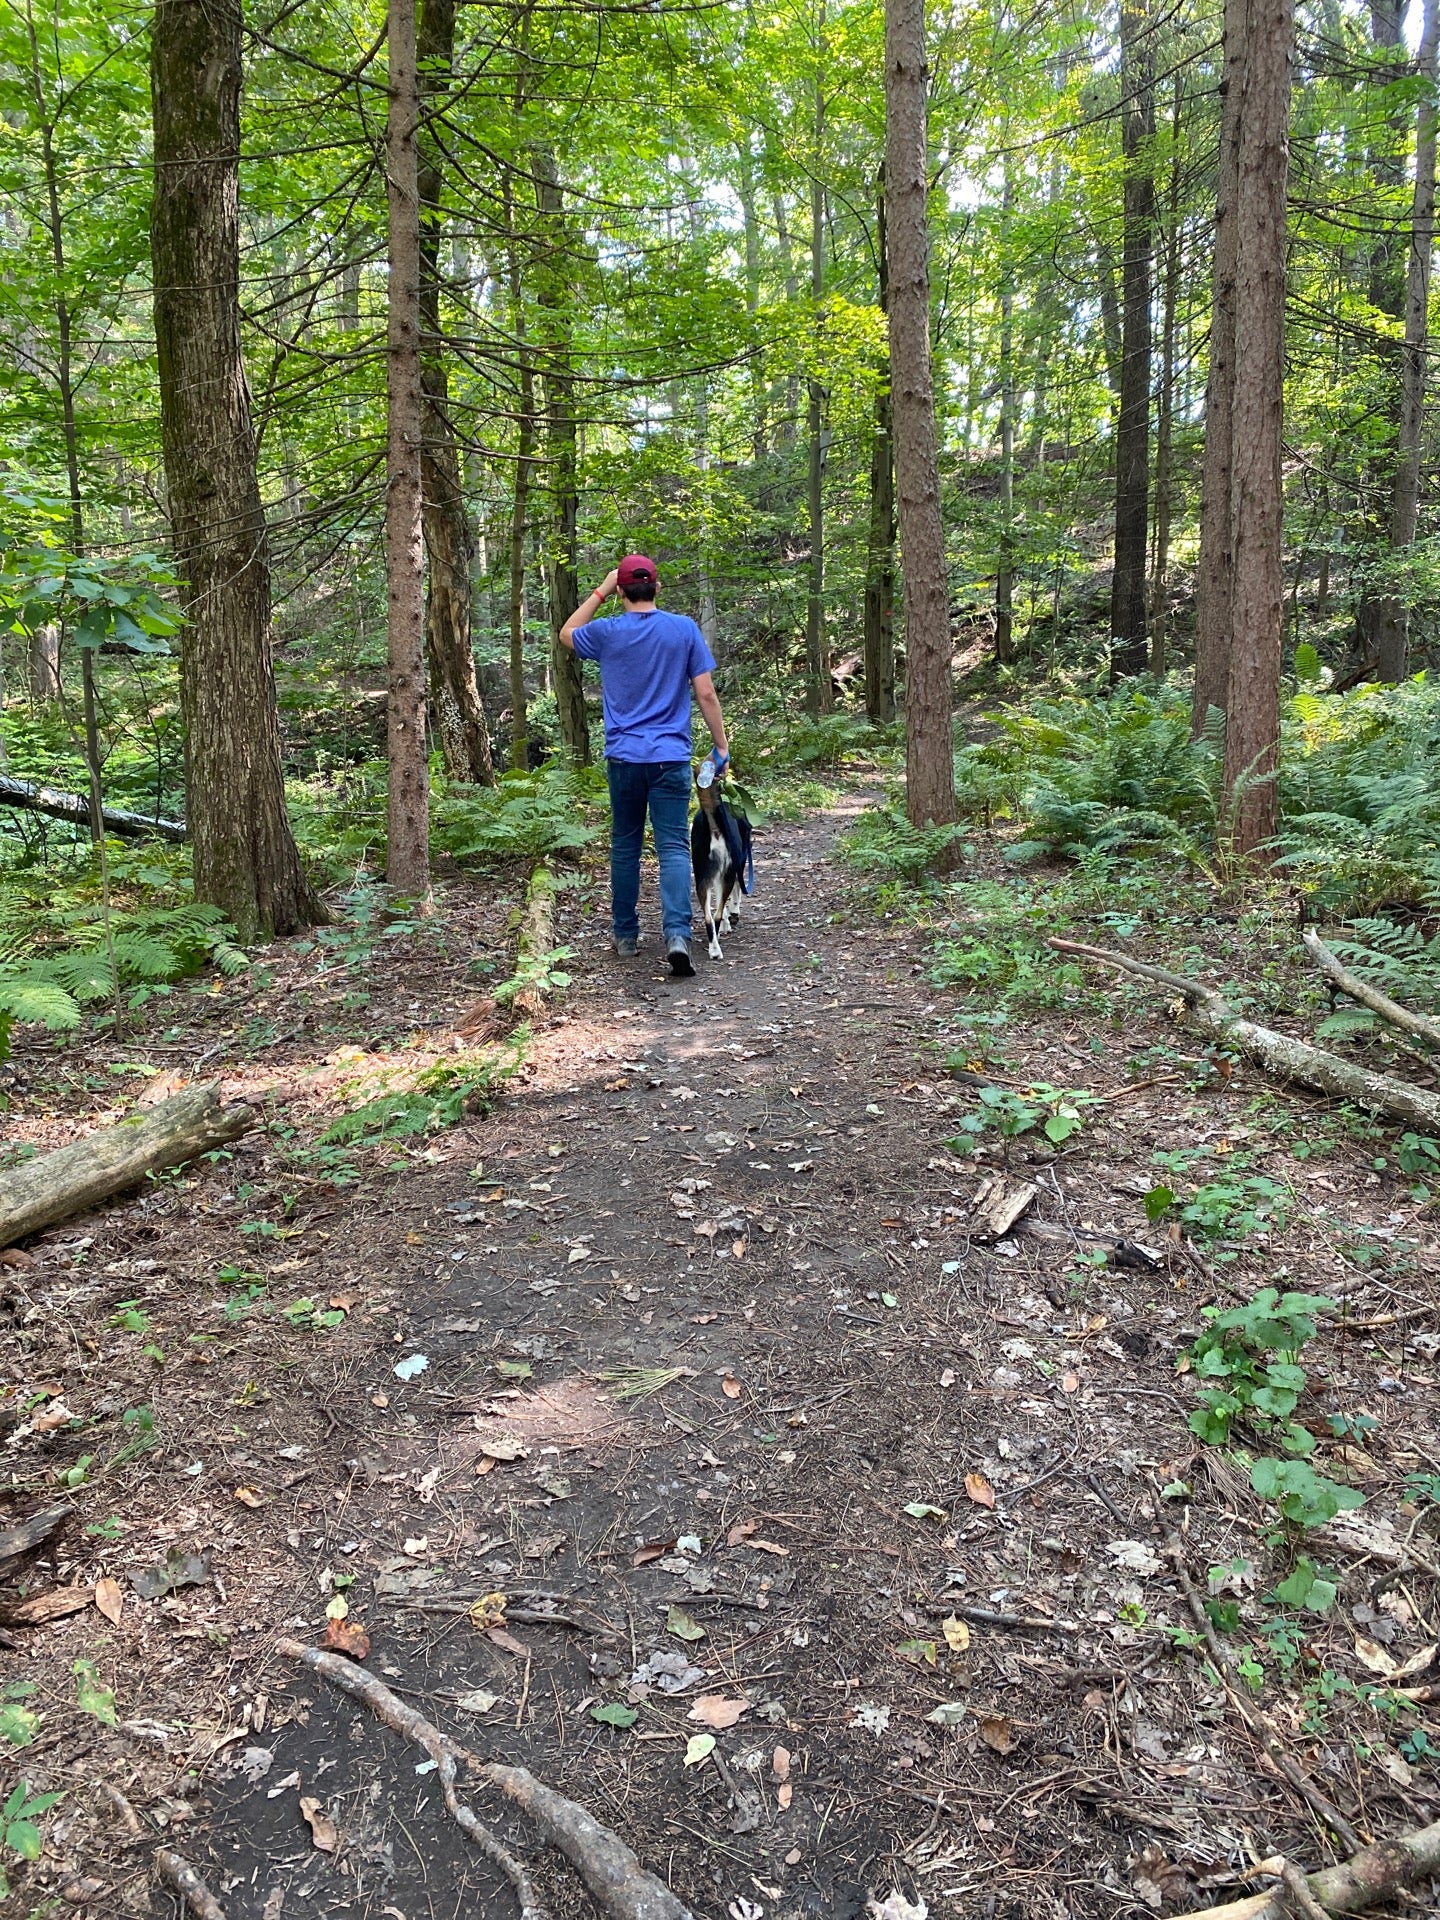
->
xmin=690 ymin=762 xmax=753 ymax=960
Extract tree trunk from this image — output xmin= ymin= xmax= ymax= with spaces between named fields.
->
xmin=864 ymin=171 xmax=897 ymax=723
xmin=996 ymin=155 xmax=1016 ymax=666
xmin=773 ymin=192 xmax=802 ymax=445
xmin=1222 ymin=0 xmax=1295 ymax=857
xmin=1096 ymin=240 xmax=1124 ymax=400
xmin=1150 ymin=76 xmax=1184 ymax=678
xmin=506 ymin=187 xmax=535 ymax=773
xmin=417 ymin=0 xmax=494 ymax=786
xmin=535 ymin=148 xmax=590 ymax=766
xmin=150 ymin=0 xmax=322 ymax=939
xmin=1376 ymin=0 xmax=1440 ymax=683
xmin=885 ymin=0 xmax=957 ymax=837
xmin=383 ymin=0 xmax=431 ymax=893
xmin=1193 ymin=0 xmax=1248 ymax=737
xmin=1110 ymin=0 xmax=1156 ymax=682
xmin=28 ymin=625 xmax=60 ymax=704
xmin=805 ymin=25 xmax=830 ymax=719
xmin=736 ymin=138 xmax=768 ymax=459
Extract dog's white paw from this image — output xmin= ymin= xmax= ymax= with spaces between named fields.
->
xmin=720 ymin=910 xmax=733 ymax=934
xmin=708 ymin=935 xmax=724 ymax=959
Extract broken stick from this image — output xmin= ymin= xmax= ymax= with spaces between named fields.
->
xmin=154 ymin=1849 xmax=226 ymax=1920
xmin=277 ymin=1638 xmax=693 ymax=1920
xmin=1301 ymin=928 xmax=1440 ymax=1052
xmin=0 ymin=1084 xmax=256 ymax=1244
xmin=1048 ymin=938 xmax=1440 ymax=1132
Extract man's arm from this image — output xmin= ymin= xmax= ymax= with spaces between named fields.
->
xmin=692 ymin=671 xmax=729 ymax=762
xmin=559 ymin=568 xmax=619 ymax=649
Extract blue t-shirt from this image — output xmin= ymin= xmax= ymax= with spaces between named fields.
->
xmin=572 ymin=609 xmax=716 ymax=763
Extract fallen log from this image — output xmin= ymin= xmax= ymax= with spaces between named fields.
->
xmin=1180 ymin=1825 xmax=1440 ymax=1920
xmin=0 ymin=1503 xmax=72 ymax=1576
xmin=1302 ymin=928 xmax=1440 ymax=1052
xmin=0 ymin=1085 xmax=256 ymax=1244
xmin=278 ymin=1638 xmax=692 ymax=1920
xmin=512 ymin=858 xmax=560 ymax=1016
xmin=0 ymin=771 xmax=184 ymax=842
xmin=1048 ymin=938 xmax=1440 ymax=1132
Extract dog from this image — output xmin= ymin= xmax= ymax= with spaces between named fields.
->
xmin=691 ymin=762 xmax=753 ymax=960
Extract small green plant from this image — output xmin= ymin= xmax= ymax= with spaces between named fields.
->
xmin=838 ymin=804 xmax=967 ymax=882
xmin=1145 ymin=1169 xmax=1291 ymax=1255
xmin=111 ymin=1404 xmax=158 ymax=1467
xmin=1 ymin=1779 xmax=64 ymax=1896
xmin=72 ymin=1661 xmax=116 ymax=1726
xmin=54 ymin=1454 xmax=93 ymax=1490
xmin=1251 ymin=1457 xmax=1364 ymax=1529
xmin=433 ymin=765 xmax=604 ymax=862
xmin=319 ymin=1045 xmax=520 ymax=1147
xmin=948 ymin=1081 xmax=1098 ymax=1155
xmin=493 ymin=945 xmax=574 ymax=1008
xmin=1269 ymin=1555 xmax=1338 ymax=1613
xmin=1185 ymin=1287 xmax=1334 ymax=1455
xmin=0 ymin=1683 xmax=39 ymax=1748
xmin=280 ymin=1297 xmax=345 ymax=1333
xmin=108 ymin=1301 xmax=150 ymax=1334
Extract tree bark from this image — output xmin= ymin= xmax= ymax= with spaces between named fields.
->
xmin=1150 ymin=75 xmax=1185 ymax=678
xmin=996 ymin=154 xmax=1016 ymax=666
xmin=506 ymin=185 xmax=536 ymax=773
xmin=417 ymin=0 xmax=494 ymax=786
xmin=864 ymin=171 xmax=897 ymax=722
xmin=0 ymin=1085 xmax=256 ymax=1245
xmin=150 ymin=0 xmax=321 ymax=940
xmin=28 ymin=625 xmax=60 ymax=704
xmin=773 ymin=189 xmax=803 ymax=444
xmin=1110 ymin=0 xmax=1156 ymax=681
xmin=1193 ymin=0 xmax=1248 ymax=737
xmin=885 ymin=0 xmax=957 ymax=837
xmin=1222 ymin=0 xmax=1295 ymax=857
xmin=1376 ymin=0 xmax=1440 ymax=683
xmin=805 ymin=16 xmax=831 ymax=716
xmin=736 ymin=138 xmax=768 ymax=459
xmin=535 ymin=149 xmax=590 ymax=765
xmin=383 ymin=0 xmax=431 ymax=894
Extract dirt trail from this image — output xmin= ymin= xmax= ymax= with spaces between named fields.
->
xmin=9 ymin=795 xmax=1438 ymax=1920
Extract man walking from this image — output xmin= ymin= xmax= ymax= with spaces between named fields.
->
xmin=560 ymin=554 xmax=730 ymax=977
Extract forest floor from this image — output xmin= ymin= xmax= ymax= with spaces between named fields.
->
xmin=3 ymin=785 xmax=1440 ymax=1920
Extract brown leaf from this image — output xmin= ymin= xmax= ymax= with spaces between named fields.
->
xmin=323 ymin=1616 xmax=371 ymax=1661
xmin=234 ymin=1486 xmax=264 ymax=1509
xmin=93 ymin=1577 xmax=124 ymax=1626
xmin=487 ymin=1626 xmax=528 ymax=1657
xmin=691 ymin=1312 xmax=718 ymax=1324
xmin=327 ymin=1295 xmax=356 ymax=1312
xmin=0 ymin=1585 xmax=91 ymax=1627
xmin=689 ymin=1695 xmax=750 ymax=1730
xmin=941 ymin=1615 xmax=970 ymax=1654
xmin=32 ymin=1400 xmax=76 ymax=1433
xmin=731 ymin=1240 xmax=747 ymax=1259
xmin=777 ymin=1781 xmax=793 ymax=1810
xmin=299 ymin=1797 xmax=338 ymax=1852
xmin=772 ymin=1745 xmax=791 ymax=1782
xmin=939 ymin=1368 xmax=956 ymax=1388
xmin=1354 ymin=1635 xmax=1398 ymax=1677
xmin=1060 ymin=1371 xmax=1080 ymax=1395
xmin=726 ymin=1519 xmax=757 ymax=1548
xmin=721 ymin=1374 xmax=742 ymax=1399
xmin=480 ymin=1434 xmax=527 ymax=1463
xmin=468 ymin=1592 xmax=507 ymax=1629
xmin=979 ymin=1713 xmax=1017 ymax=1754
xmin=964 ymin=1472 xmax=996 ymax=1509
xmin=632 ymin=1540 xmax=675 ymax=1566
xmin=474 ymin=1454 xmax=497 ymax=1476
xmin=0 ymin=1247 xmax=35 ymax=1269
xmin=748 ymin=1538 xmax=790 ymax=1557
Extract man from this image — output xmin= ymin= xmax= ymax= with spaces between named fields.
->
xmin=560 ymin=553 xmax=729 ymax=977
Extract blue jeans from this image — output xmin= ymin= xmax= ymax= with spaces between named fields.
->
xmin=607 ymin=759 xmax=692 ymax=942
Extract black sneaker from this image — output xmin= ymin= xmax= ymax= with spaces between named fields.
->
xmin=666 ymin=936 xmax=695 ymax=977
xmin=613 ymin=936 xmax=639 ymax=957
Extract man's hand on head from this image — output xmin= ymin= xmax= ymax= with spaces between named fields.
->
xmin=596 ymin=568 xmax=620 ymax=602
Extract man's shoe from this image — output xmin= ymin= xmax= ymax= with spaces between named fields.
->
xmin=613 ymin=936 xmax=639 ymax=957
xmin=666 ymin=936 xmax=695 ymax=977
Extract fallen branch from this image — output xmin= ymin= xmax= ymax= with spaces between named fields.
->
xmin=924 ymin=1598 xmax=1080 ymax=1634
xmin=0 ymin=1084 xmax=256 ymax=1244
xmin=1161 ymin=1528 xmax=1362 ymax=1853
xmin=277 ymin=1638 xmax=692 ymax=1920
xmin=1180 ymin=1826 xmax=1440 ymax=1920
xmin=1049 ymin=938 xmax=1440 ymax=1132
xmin=154 ymin=1849 xmax=226 ymax=1919
xmin=0 ymin=771 xmax=185 ymax=842
xmin=1302 ymin=928 xmax=1440 ymax=1051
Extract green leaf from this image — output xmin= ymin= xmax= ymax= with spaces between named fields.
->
xmin=665 ymin=1604 xmax=705 ymax=1643
xmin=6 ymin=1818 xmax=44 ymax=1861
xmin=589 ymin=1702 xmax=637 ymax=1729
xmin=902 ymin=1501 xmax=947 ymax=1521
xmin=72 ymin=1660 xmax=116 ymax=1726
xmin=1143 ymin=1185 xmax=1175 ymax=1222
xmin=0 ymin=1703 xmax=39 ymax=1747
xmin=683 ymin=1732 xmax=716 ymax=1767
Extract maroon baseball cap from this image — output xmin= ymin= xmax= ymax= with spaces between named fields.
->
xmin=617 ymin=553 xmax=657 ymax=589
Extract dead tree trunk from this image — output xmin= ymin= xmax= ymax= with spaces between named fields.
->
xmin=150 ymin=0 xmax=322 ymax=939
xmin=1376 ymin=0 xmax=1440 ymax=683
xmin=996 ymin=154 xmax=1016 ymax=666
xmin=1193 ymin=0 xmax=1247 ymax=736
xmin=864 ymin=170 xmax=897 ymax=723
xmin=1110 ymin=0 xmax=1156 ymax=681
xmin=1222 ymin=0 xmax=1295 ymax=857
xmin=1150 ymin=74 xmax=1185 ymax=678
xmin=417 ymin=0 xmax=494 ymax=786
xmin=885 ymin=0 xmax=957 ymax=839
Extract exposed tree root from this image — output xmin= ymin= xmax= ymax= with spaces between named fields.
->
xmin=1301 ymin=927 xmax=1440 ymax=1052
xmin=154 ymin=1848 xmax=226 ymax=1919
xmin=277 ymin=1637 xmax=693 ymax=1920
xmin=1048 ymin=937 xmax=1440 ymax=1131
xmin=1180 ymin=1824 xmax=1440 ymax=1920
